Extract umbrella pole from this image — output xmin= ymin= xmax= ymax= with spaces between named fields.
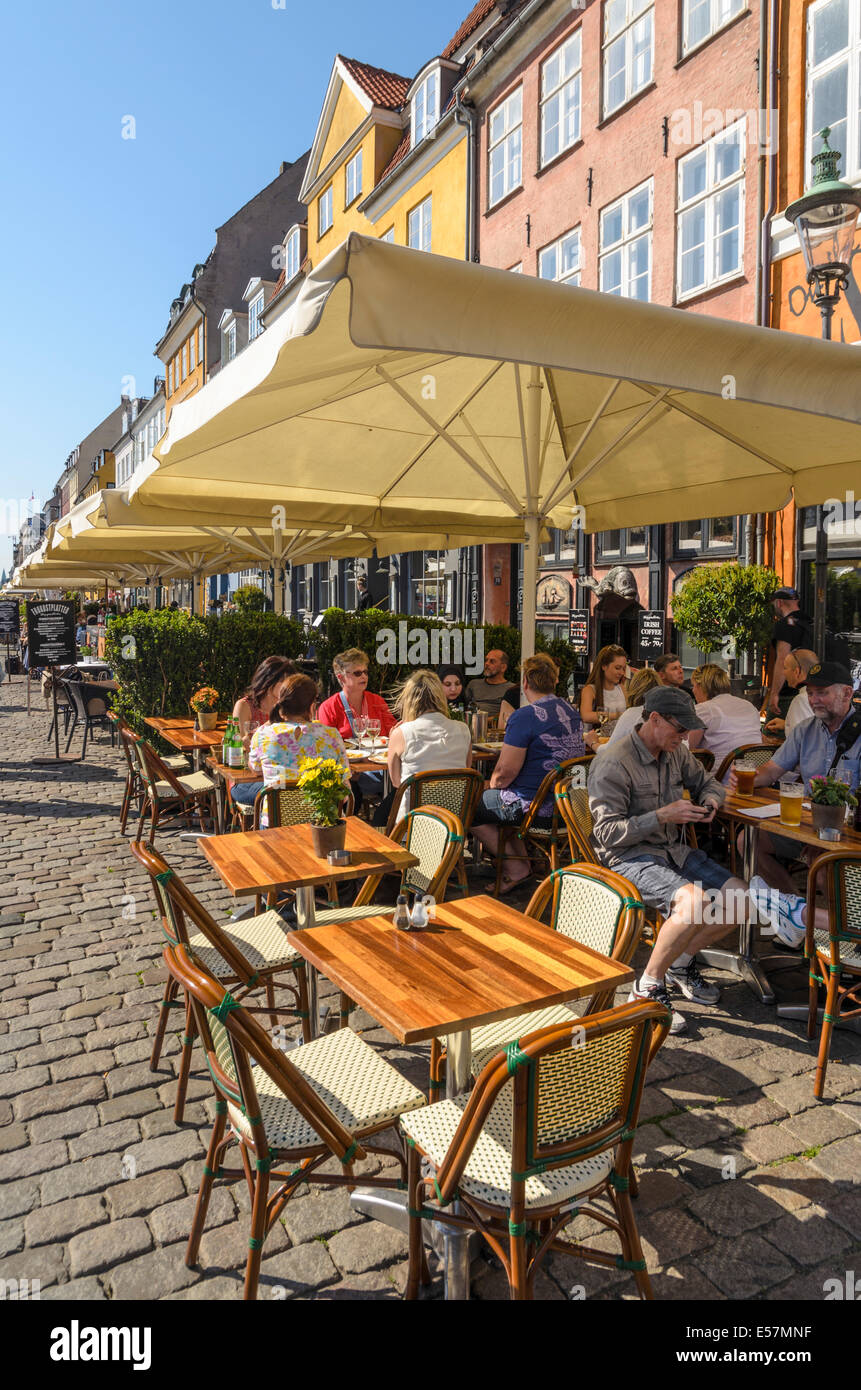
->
xmin=520 ymin=367 xmax=543 ymax=661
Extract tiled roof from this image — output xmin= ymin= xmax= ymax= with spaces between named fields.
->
xmin=378 ymin=132 xmax=411 ymax=182
xmin=339 ymin=55 xmax=410 ymax=111
xmin=442 ymin=0 xmax=499 ymax=59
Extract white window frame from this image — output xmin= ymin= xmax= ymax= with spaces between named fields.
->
xmin=540 ymin=30 xmax=582 ymax=167
xmin=488 ymin=87 xmax=523 ymax=208
xmin=248 ymin=292 xmax=264 ymax=342
xmin=181 ymin=342 xmax=188 ymax=380
xmin=189 ymin=331 xmax=196 ymax=371
xmin=599 ymin=177 xmax=653 ymax=300
xmin=285 ymin=227 xmax=301 ymax=282
xmin=412 ymin=69 xmax=440 ymax=144
xmin=223 ymin=322 xmax=236 ymax=364
xmin=509 ymin=262 xmax=523 ymax=272
xmin=806 ymin=0 xmax=861 ymax=184
xmin=676 ymin=118 xmax=746 ymax=301
xmin=345 ymin=149 xmax=363 ymax=206
xmin=682 ymin=0 xmax=744 ymax=56
xmin=603 ymin=0 xmax=654 ymax=118
xmin=538 ymin=227 xmax=582 ymax=286
xmin=381 ymin=227 xmax=395 ymax=243
xmin=319 ymin=185 xmax=333 ymax=237
xmin=408 ymin=195 xmax=432 ymax=252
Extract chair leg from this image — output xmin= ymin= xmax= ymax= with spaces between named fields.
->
xmin=81 ymin=718 xmax=89 ymax=759
xmin=428 ymin=1039 xmax=445 ymax=1101
xmin=338 ymin=990 xmax=352 ymax=1030
xmin=64 ymin=715 xmax=77 ymax=753
xmin=134 ymin=795 xmax=148 ymax=843
xmin=186 ymin=1106 xmax=227 ymax=1267
xmin=150 ymin=975 xmax=178 ymax=1071
xmin=455 ymin=853 xmax=468 ymax=892
xmin=174 ymin=999 xmax=196 ymax=1124
xmin=295 ymin=966 xmax=312 ymax=1045
xmin=405 ymin=1144 xmax=423 ymax=1300
xmin=813 ymin=973 xmax=840 ymax=1100
xmin=147 ymin=801 xmax=161 ymax=848
xmin=119 ymin=774 xmax=132 ymax=834
xmin=243 ymin=1166 xmax=269 ymax=1301
xmin=613 ymin=1187 xmax=653 ymax=1300
xmin=807 ymin=960 xmax=820 ymax=1041
xmin=264 ymin=977 xmax=278 ymax=1030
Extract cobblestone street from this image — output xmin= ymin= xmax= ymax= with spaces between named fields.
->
xmin=1 ymin=688 xmax=859 ymax=1303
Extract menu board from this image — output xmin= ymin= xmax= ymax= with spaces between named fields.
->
xmin=26 ymin=599 xmax=76 ymax=667
xmin=568 ymin=609 xmax=589 ymax=655
xmin=0 ymin=600 xmax=20 ymax=640
xmin=638 ymin=610 xmax=666 ymax=661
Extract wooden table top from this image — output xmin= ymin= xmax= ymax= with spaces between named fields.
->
xmin=288 ymin=894 xmax=635 ymax=1044
xmin=199 ymin=817 xmax=418 ymax=897
xmin=204 ymin=757 xmax=260 ymax=784
xmin=723 ymin=787 xmax=861 ymax=854
xmin=144 ymin=716 xmax=228 ymax=751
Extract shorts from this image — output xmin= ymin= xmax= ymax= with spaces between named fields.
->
xmin=472 ymin=789 xmax=525 ymax=825
xmin=613 ymin=849 xmax=734 ymax=918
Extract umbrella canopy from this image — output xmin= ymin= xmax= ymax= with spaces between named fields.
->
xmin=132 ymin=234 xmax=861 ymax=653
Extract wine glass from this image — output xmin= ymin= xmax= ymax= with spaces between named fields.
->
xmin=366 ymin=718 xmax=381 ymax=748
xmin=353 ymin=715 xmax=368 ymax=748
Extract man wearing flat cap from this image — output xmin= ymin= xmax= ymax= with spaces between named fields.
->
xmin=589 ymin=687 xmax=751 ymax=1035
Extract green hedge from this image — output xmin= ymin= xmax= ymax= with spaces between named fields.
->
xmin=106 ymin=609 xmax=305 ymax=741
xmin=314 ymin=608 xmax=579 ymax=700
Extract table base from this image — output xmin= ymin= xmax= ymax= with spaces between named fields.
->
xmin=776 ymin=1003 xmax=861 ymax=1030
xmin=698 ymin=943 xmax=801 ymax=1004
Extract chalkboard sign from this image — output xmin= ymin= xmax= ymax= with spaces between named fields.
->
xmin=638 ymin=610 xmax=665 ymax=661
xmin=26 ymin=599 xmax=76 ymax=668
xmin=568 ymin=609 xmax=589 ymax=655
xmin=0 ymin=600 xmax=20 ymax=640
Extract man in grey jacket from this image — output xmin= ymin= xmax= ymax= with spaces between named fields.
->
xmin=589 ymin=687 xmax=749 ymax=1034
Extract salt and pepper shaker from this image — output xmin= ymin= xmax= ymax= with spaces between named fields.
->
xmin=393 ymin=894 xmax=411 ymax=931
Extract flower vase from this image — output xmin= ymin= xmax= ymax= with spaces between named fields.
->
xmin=196 ymin=711 xmax=218 ymax=731
xmin=811 ymin=803 xmax=844 ymax=838
xmin=310 ymin=820 xmax=347 ymax=857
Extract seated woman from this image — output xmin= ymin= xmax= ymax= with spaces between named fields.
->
xmin=229 ymin=655 xmax=297 ymax=808
xmin=438 ymin=665 xmax=468 ymax=717
xmin=472 ymin=653 xmax=585 ymax=894
xmin=247 ymin=673 xmax=350 ymax=826
xmin=595 ymin=667 xmax=662 ymax=751
xmin=579 ymin=644 xmax=628 ymax=729
xmin=687 ymin=662 xmax=762 ymax=780
xmin=376 ymin=669 xmax=471 ymax=823
xmin=316 ymin=648 xmax=396 ymax=739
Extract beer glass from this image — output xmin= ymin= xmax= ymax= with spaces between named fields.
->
xmin=733 ymin=760 xmax=757 ymax=796
xmin=778 ymin=779 xmax=803 ymax=827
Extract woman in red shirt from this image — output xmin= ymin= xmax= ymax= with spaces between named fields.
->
xmin=317 ymin=648 xmax=395 ymax=739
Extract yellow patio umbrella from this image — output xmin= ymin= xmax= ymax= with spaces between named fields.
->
xmin=131 ymin=234 xmax=861 ymax=654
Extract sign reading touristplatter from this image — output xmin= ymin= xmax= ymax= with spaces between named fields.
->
xmin=26 ymin=599 xmax=76 ymax=667
xmin=0 ymin=600 xmax=20 ymax=640
xmin=638 ymin=610 xmax=665 ymax=661
xmin=568 ymin=609 xmax=589 ymax=654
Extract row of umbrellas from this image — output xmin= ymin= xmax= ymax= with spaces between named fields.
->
xmin=13 ymin=234 xmax=861 ymax=650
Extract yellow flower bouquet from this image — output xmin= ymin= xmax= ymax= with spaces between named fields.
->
xmin=297 ymin=756 xmax=351 ymax=828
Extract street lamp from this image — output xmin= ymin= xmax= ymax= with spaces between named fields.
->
xmin=785 ymin=127 xmax=861 ymax=656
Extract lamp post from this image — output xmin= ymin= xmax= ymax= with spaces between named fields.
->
xmin=785 ymin=127 xmax=861 ymax=656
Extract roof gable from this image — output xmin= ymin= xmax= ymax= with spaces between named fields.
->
xmin=301 ymin=55 xmax=408 ymax=202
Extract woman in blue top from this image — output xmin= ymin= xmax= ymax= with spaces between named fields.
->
xmin=473 ymin=653 xmax=586 ymax=894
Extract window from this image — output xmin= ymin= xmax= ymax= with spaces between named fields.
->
xmin=509 ymin=262 xmax=523 ymax=272
xmin=248 ymin=293 xmax=264 ymax=342
xmin=603 ymin=0 xmax=654 ymax=117
xmin=541 ymin=30 xmax=582 ymax=166
xmin=381 ymin=227 xmax=394 ymax=242
xmin=807 ymin=0 xmax=861 ymax=181
xmin=319 ymin=185 xmax=333 ymax=237
xmin=167 ymin=361 xmax=174 ymax=395
xmin=189 ymin=331 xmax=196 ymax=371
xmin=677 ymin=119 xmax=745 ymax=298
xmin=181 ymin=343 xmax=188 ymax=380
xmin=600 ymin=178 xmax=653 ymax=299
xmin=538 ymin=227 xmax=581 ymax=286
xmin=345 ymin=149 xmax=363 ymax=205
xmin=597 ymin=526 xmax=648 ymax=558
xmin=197 ymin=325 xmax=204 ymax=368
xmin=413 ymin=68 xmax=439 ymax=144
xmin=675 ymin=516 xmax=737 ymax=553
xmin=408 ymin=196 xmax=432 ymax=252
xmin=223 ymin=322 xmax=236 ymax=364
xmin=285 ymin=227 xmax=301 ymax=281
xmin=488 ymin=88 xmax=523 ymax=206
xmin=683 ymin=0 xmax=744 ymax=54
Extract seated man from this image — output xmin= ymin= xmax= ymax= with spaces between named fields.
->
xmin=466 ymin=649 xmax=519 ymax=720
xmin=589 ymin=687 xmax=749 ymax=1035
xmin=732 ymin=662 xmax=861 ymax=933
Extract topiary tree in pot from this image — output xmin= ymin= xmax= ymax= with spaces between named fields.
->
xmin=671 ymin=562 xmax=779 ymax=686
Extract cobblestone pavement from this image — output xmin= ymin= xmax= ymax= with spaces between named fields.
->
xmin=1 ymin=687 xmax=859 ymax=1302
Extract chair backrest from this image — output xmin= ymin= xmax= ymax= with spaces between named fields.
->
xmin=386 ymin=767 xmax=484 ymax=835
xmin=398 ymin=807 xmax=464 ymax=898
xmin=115 ymin=716 xmax=139 ymax=781
xmin=807 ymin=850 xmax=861 ymax=969
xmin=80 ymin=681 xmax=108 ymax=717
xmin=714 ymin=742 xmax=774 ymax=783
xmin=525 ymin=864 xmax=644 ymax=964
xmin=691 ymin=748 xmax=715 ymax=773
xmin=520 ymin=755 xmax=593 ymax=836
xmin=132 ymin=735 xmax=186 ymax=798
xmin=432 ymin=1000 xmax=670 ymax=1208
xmin=62 ymin=679 xmax=88 ymax=720
xmin=162 ymin=942 xmax=363 ymax=1163
xmin=555 ymin=765 xmax=599 ymax=865
xmin=253 ymin=782 xmax=354 ymax=829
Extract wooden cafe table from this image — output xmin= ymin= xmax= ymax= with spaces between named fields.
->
xmin=288 ymin=893 xmax=633 ymax=1300
xmin=144 ymin=716 xmax=228 ymax=771
xmin=198 ymin=818 xmax=418 ymax=1036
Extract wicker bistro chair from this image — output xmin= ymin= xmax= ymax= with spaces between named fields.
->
xmin=714 ymin=741 xmax=775 ymax=785
xmin=163 ymin=942 xmax=426 ymax=1300
xmin=250 ymin=783 xmax=355 ymax=913
xmin=112 ymin=715 xmax=189 ymax=835
xmin=63 ymin=678 xmax=116 ymax=758
xmin=131 ymin=842 xmax=313 ymax=1123
xmin=131 ymin=736 xmax=216 ymax=846
xmin=805 ymin=851 xmax=861 ymax=1099
xmin=691 ymin=748 xmax=715 ymax=774
xmin=488 ymin=756 xmax=592 ymax=897
xmin=403 ymin=998 xmax=670 ymax=1301
xmin=385 ymin=768 xmax=484 ymax=891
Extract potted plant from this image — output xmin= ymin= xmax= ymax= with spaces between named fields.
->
xmin=297 ymin=756 xmax=351 ymax=856
xmin=190 ymin=685 xmax=220 ymax=731
xmin=808 ymin=774 xmax=857 ymax=837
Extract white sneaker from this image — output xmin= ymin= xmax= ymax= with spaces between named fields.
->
xmin=629 ymin=978 xmax=687 ymax=1035
xmin=747 ymin=875 xmax=806 ymax=949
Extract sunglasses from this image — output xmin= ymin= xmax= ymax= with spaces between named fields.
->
xmin=660 ymin=715 xmax=687 ymax=734
xmin=348 ymin=669 xmax=368 ymax=678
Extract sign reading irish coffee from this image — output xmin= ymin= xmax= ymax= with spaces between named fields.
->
xmin=0 ymin=600 xmax=20 ymax=640
xmin=26 ymin=600 xmax=76 ymax=667
xmin=638 ymin=610 xmax=665 ymax=661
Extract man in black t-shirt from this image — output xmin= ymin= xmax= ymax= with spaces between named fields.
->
xmin=765 ymin=587 xmax=814 ymax=717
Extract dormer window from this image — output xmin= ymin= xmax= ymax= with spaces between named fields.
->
xmin=223 ymin=321 xmax=236 ymax=364
xmin=412 ymin=68 xmax=439 ymax=144
xmin=248 ymin=292 xmax=264 ymax=341
xmin=285 ymin=226 xmax=301 ymax=282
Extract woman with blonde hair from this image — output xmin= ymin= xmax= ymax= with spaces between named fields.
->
xmin=596 ymin=666 xmax=662 ymax=751
xmin=687 ymin=662 xmax=761 ymax=778
xmin=373 ymin=669 xmax=471 ymax=823
xmin=580 ymin=644 xmax=628 ymax=728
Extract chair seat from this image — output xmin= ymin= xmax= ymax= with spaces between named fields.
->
xmin=228 ymin=1026 xmax=426 ymax=1149
xmin=401 ymin=1089 xmax=611 ymax=1211
xmin=164 ymin=754 xmax=191 ymax=772
xmin=313 ymin=903 xmax=398 ymax=926
xmin=813 ymin=929 xmax=861 ymax=971
xmin=154 ymin=771 xmax=215 ymax=800
xmin=189 ymin=909 xmax=302 ymax=976
xmin=469 ymin=1004 xmax=582 ymax=1076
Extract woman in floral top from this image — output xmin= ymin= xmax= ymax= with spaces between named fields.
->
xmin=248 ymin=674 xmax=350 ymax=822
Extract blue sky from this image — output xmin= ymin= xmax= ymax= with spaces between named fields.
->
xmin=0 ymin=0 xmax=472 ymax=575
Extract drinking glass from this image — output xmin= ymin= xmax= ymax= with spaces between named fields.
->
xmin=353 ymin=715 xmax=368 ymax=747
xmin=734 ymin=761 xmax=757 ymax=796
xmin=778 ymin=779 xmax=804 ymax=827
xmin=366 ymin=718 xmax=381 ymax=748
